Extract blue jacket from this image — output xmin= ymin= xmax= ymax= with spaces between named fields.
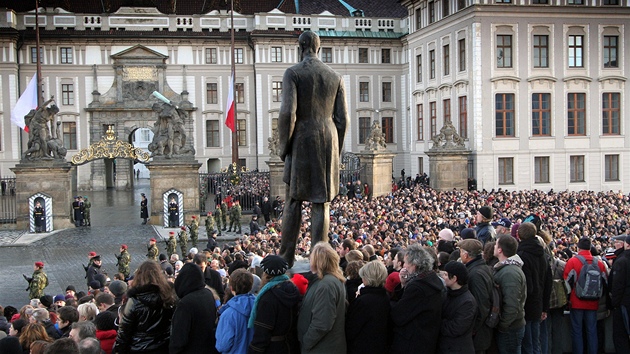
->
xmin=216 ymin=293 xmax=255 ymax=354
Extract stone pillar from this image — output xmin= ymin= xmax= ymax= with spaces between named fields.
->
xmin=11 ymin=162 xmax=74 ymax=230
xmin=426 ymin=151 xmax=471 ymax=191
xmin=357 ymin=151 xmax=395 ymax=198
xmin=146 ymin=161 xmax=201 ymax=225
xmin=266 ymin=157 xmax=286 ymax=201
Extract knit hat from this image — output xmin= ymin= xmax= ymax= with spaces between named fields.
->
xmin=11 ymin=319 xmax=27 ymax=333
xmin=108 ymin=280 xmax=128 ymax=297
xmin=66 ymin=285 xmax=76 ymax=293
xmin=578 ymin=238 xmax=592 ymax=250
xmin=460 ymin=228 xmax=476 ymax=240
xmin=385 ymin=272 xmax=401 ymax=293
xmin=159 ymin=253 xmax=167 ymax=261
xmin=260 ymin=255 xmax=289 ymax=276
xmin=478 ymin=206 xmax=493 ymax=220
xmin=53 ymin=294 xmax=65 ymax=303
xmin=34 ymin=261 xmax=44 ymax=268
xmin=444 ymin=261 xmax=469 ymax=285
xmin=93 ymin=311 xmax=117 ymax=331
xmin=89 ymin=280 xmax=101 ymax=290
xmin=511 ymin=223 xmax=520 ymax=238
xmin=39 ymin=295 xmax=53 ymax=308
xmin=438 ymin=229 xmax=454 ymax=241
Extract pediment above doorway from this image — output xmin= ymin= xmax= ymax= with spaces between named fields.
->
xmin=110 ymin=44 xmax=169 ymax=63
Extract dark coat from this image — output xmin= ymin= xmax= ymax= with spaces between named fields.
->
xmin=390 ymin=272 xmax=444 ymax=354
xmin=345 ymin=286 xmax=391 ymax=354
xmin=474 ymin=222 xmax=495 ymax=245
xmin=277 ymin=51 xmax=349 ymax=203
xmin=114 ymin=284 xmax=174 ymax=353
xmin=439 ymin=285 xmax=477 ymax=354
xmin=203 ymin=267 xmax=225 ymax=302
xmin=345 ymin=277 xmax=362 ymax=304
xmin=517 ymin=237 xmax=552 ymax=320
xmin=465 ymin=256 xmax=494 ymax=351
xmin=170 ymin=263 xmax=218 ymax=354
xmin=248 ymin=280 xmax=301 ymax=354
xmin=140 ymin=198 xmax=148 ymax=219
xmin=611 ymin=249 xmax=630 ymax=308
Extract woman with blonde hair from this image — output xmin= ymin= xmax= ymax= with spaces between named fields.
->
xmin=114 ymin=260 xmax=176 ymax=354
xmin=297 ymin=242 xmax=346 ymax=353
xmin=77 ymin=302 xmax=99 ymax=322
xmin=19 ymin=323 xmax=52 ymax=352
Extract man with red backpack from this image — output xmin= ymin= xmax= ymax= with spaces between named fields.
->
xmin=564 ymin=238 xmax=607 ymax=354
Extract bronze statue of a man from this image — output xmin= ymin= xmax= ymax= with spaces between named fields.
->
xmin=277 ymin=31 xmax=349 ymax=267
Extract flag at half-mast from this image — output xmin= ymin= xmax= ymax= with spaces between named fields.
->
xmin=11 ymin=74 xmax=38 ymax=132
xmin=225 ymin=70 xmax=235 ymax=132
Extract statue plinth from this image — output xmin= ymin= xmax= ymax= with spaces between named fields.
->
xmin=357 ymin=150 xmax=395 ymax=198
xmin=266 ymin=156 xmax=286 ymax=202
xmin=426 ymin=120 xmax=471 ymax=191
xmin=11 ymin=162 xmax=74 ymax=230
xmin=146 ymin=160 xmax=201 ymax=226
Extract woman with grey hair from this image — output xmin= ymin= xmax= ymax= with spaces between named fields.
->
xmin=390 ymin=244 xmax=444 ymax=354
xmin=345 ymin=261 xmax=390 ymax=354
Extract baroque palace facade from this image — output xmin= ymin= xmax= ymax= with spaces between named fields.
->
xmin=0 ymin=0 xmax=628 ymax=191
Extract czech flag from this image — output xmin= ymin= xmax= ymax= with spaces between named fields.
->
xmin=11 ymin=74 xmax=38 ymax=132
xmin=224 ymin=70 xmax=235 ymax=132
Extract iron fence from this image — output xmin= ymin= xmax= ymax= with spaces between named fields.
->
xmin=200 ymin=170 xmax=270 ymax=214
xmin=0 ymin=176 xmax=17 ymax=223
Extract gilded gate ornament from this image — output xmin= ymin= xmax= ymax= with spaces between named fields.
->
xmin=70 ymin=126 xmax=150 ymax=165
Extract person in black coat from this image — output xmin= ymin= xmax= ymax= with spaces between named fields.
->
xmin=249 ymin=255 xmax=301 ymax=354
xmin=516 ymin=222 xmax=552 ymax=354
xmin=345 ymin=261 xmax=391 ymax=354
xmin=261 ymin=197 xmax=272 ymax=223
xmin=193 ymin=254 xmax=225 ymax=302
xmin=439 ymin=261 xmax=477 ymax=354
xmin=170 ymin=263 xmax=218 ymax=354
xmin=33 ymin=201 xmax=45 ymax=233
xmin=610 ymin=236 xmax=630 ymax=352
xmin=140 ymin=193 xmax=149 ymax=224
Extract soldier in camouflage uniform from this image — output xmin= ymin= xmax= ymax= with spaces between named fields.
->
xmin=213 ymin=205 xmax=223 ymax=235
xmin=146 ymin=238 xmax=159 ymax=261
xmin=24 ymin=261 xmax=48 ymax=300
xmin=166 ymin=231 xmax=177 ymax=259
xmin=220 ymin=201 xmax=228 ymax=231
xmin=228 ymin=200 xmax=242 ymax=234
xmin=116 ymin=244 xmax=131 ymax=279
xmin=178 ymin=226 xmax=189 ymax=258
xmin=189 ymin=215 xmax=199 ymax=247
xmin=205 ymin=211 xmax=216 ymax=237
xmin=83 ymin=196 xmax=91 ymax=226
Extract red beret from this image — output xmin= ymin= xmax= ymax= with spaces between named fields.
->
xmin=192 ymin=215 xmax=196 ymax=219
xmin=181 ymin=226 xmax=186 ymax=230
xmin=121 ymin=244 xmax=128 ymax=250
xmin=169 ymin=231 xmax=175 ymax=235
xmin=88 ymin=252 xmax=97 ymax=257
xmin=35 ymin=261 xmax=44 ymax=268
xmin=150 ymin=238 xmax=156 ymax=242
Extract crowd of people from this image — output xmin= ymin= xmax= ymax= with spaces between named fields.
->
xmin=2 ymin=180 xmax=630 ymax=353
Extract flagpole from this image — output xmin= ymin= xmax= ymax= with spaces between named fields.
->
xmin=35 ymin=0 xmax=43 ymax=107
xmin=230 ymin=0 xmax=239 ymax=166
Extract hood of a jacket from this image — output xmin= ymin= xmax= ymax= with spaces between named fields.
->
xmin=518 ymin=237 xmax=544 ymax=257
xmin=174 ymin=263 xmax=205 ymax=299
xmin=415 ymin=271 xmax=444 ymax=293
xmin=269 ymin=280 xmax=301 ymax=307
xmin=127 ymin=284 xmax=163 ymax=308
xmin=494 ymin=254 xmax=524 ymax=270
xmin=219 ymin=293 xmax=255 ymax=317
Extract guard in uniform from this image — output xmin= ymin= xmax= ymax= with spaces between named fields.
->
xmin=72 ymin=196 xmax=83 ymax=227
xmin=82 ymin=196 xmax=91 ymax=226
xmin=168 ymin=197 xmax=179 ymax=227
xmin=220 ymin=201 xmax=228 ymax=231
xmin=190 ymin=215 xmax=199 ymax=247
xmin=205 ymin=211 xmax=216 ymax=237
xmin=146 ymin=238 xmax=159 ymax=261
xmin=166 ymin=231 xmax=177 ymax=259
xmin=178 ymin=226 xmax=189 ymax=258
xmin=140 ymin=193 xmax=149 ymax=224
xmin=228 ymin=200 xmax=242 ymax=234
xmin=116 ymin=244 xmax=131 ymax=279
xmin=213 ymin=204 xmax=223 ymax=235
xmin=33 ymin=201 xmax=45 ymax=233
xmin=24 ymin=261 xmax=48 ymax=300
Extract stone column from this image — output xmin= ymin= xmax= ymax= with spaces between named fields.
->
xmin=266 ymin=157 xmax=286 ymax=201
xmin=426 ymin=151 xmax=471 ymax=191
xmin=11 ymin=162 xmax=74 ymax=230
xmin=146 ymin=160 xmax=201 ymax=225
xmin=357 ymin=151 xmax=395 ymax=198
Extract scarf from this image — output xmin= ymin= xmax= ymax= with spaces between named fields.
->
xmin=248 ymin=274 xmax=289 ymax=328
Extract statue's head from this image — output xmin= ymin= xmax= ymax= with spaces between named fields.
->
xmin=299 ymin=31 xmax=320 ymax=59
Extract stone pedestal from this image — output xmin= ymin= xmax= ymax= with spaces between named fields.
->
xmin=146 ymin=160 xmax=201 ymax=226
xmin=11 ymin=161 xmax=74 ymax=230
xmin=357 ymin=151 xmax=395 ymax=198
xmin=426 ymin=151 xmax=471 ymax=191
xmin=266 ymin=157 xmax=286 ymax=201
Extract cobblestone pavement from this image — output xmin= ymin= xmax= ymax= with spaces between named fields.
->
xmin=0 ymin=179 xmax=245 ymax=307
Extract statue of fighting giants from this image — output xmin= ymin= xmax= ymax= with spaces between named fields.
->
xmin=149 ymin=100 xmax=193 ymax=159
xmin=22 ymin=96 xmax=67 ymax=161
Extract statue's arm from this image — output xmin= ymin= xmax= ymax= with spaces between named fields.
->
xmin=333 ymin=77 xmax=349 ymax=154
xmin=277 ymin=69 xmax=298 ymax=161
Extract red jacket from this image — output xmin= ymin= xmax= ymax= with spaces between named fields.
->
xmin=563 ymin=250 xmax=607 ymax=310
xmin=96 ymin=329 xmax=117 ymax=354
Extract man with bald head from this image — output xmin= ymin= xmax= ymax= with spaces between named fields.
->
xmin=277 ymin=31 xmax=349 ymax=267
